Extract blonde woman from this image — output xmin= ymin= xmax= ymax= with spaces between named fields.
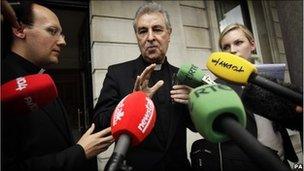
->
xmin=219 ymin=23 xmax=296 ymax=168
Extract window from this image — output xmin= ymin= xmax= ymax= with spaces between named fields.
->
xmin=215 ymin=1 xmax=252 ymax=32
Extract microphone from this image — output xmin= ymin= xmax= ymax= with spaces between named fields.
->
xmin=188 ymin=84 xmax=291 ymax=171
xmin=176 ymin=63 xmax=216 ymax=87
xmin=206 ymin=52 xmax=302 ymax=105
xmin=188 ymin=84 xmax=246 ymax=143
xmin=105 ymin=91 xmax=156 ymax=171
xmin=242 ymin=82 xmax=302 ymax=131
xmin=1 ymin=74 xmax=58 ymax=114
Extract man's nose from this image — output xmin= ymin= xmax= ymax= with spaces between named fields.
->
xmin=57 ymin=35 xmax=66 ymax=47
xmin=147 ymin=30 xmax=155 ymax=42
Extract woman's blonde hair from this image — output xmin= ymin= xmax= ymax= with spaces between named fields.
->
xmin=219 ymin=23 xmax=254 ymax=50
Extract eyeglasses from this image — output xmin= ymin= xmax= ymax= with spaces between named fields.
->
xmin=26 ymin=24 xmax=65 ymax=40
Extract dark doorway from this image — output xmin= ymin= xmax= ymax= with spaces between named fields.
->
xmin=40 ymin=0 xmax=93 ymax=140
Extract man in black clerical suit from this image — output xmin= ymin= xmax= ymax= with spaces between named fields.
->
xmin=93 ymin=2 xmax=196 ymax=170
xmin=1 ymin=2 xmax=114 ymax=171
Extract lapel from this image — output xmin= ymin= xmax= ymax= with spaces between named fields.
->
xmin=131 ymin=57 xmax=145 ymax=82
xmin=164 ymin=64 xmax=183 ymax=150
xmin=41 ymin=98 xmax=73 ymax=145
xmin=131 ymin=57 xmax=150 ymax=79
xmin=118 ymin=57 xmax=147 ymax=96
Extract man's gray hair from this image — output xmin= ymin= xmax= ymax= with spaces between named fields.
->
xmin=133 ymin=2 xmax=171 ymax=33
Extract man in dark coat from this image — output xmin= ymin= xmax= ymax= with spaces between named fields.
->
xmin=1 ymin=2 xmax=114 ymax=171
xmin=93 ymin=2 xmax=195 ymax=171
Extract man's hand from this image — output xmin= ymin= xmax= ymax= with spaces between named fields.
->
xmin=170 ymin=85 xmax=193 ymax=104
xmin=77 ymin=124 xmax=114 ymax=159
xmin=133 ymin=63 xmax=164 ymax=98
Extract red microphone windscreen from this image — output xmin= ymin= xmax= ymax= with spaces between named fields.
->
xmin=111 ymin=91 xmax=156 ymax=146
xmin=1 ymin=74 xmax=58 ymax=114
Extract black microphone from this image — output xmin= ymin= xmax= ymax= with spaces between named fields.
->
xmin=242 ymin=81 xmax=303 ymax=131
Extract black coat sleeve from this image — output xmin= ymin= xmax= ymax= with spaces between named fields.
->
xmin=4 ymin=144 xmax=93 ymax=171
xmin=92 ymin=66 xmax=122 ymax=131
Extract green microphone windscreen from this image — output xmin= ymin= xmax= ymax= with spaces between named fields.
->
xmin=177 ymin=64 xmax=215 ymax=87
xmin=177 ymin=64 xmax=203 ymax=87
xmin=188 ymin=84 xmax=246 ymax=143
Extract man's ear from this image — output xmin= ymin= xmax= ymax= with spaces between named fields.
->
xmin=168 ymin=28 xmax=172 ymax=35
xmin=12 ymin=25 xmax=26 ymax=39
xmin=168 ymin=28 xmax=172 ymax=42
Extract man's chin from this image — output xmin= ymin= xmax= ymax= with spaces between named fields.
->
xmin=50 ymin=56 xmax=59 ymax=64
xmin=144 ymin=54 xmax=164 ymax=63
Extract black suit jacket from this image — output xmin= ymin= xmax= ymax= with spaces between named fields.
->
xmin=93 ymin=56 xmax=195 ymax=171
xmin=1 ymin=52 xmax=97 ymax=171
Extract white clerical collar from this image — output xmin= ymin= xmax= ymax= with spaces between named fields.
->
xmin=154 ymin=64 xmax=162 ymax=71
xmin=38 ymin=68 xmax=45 ymax=73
